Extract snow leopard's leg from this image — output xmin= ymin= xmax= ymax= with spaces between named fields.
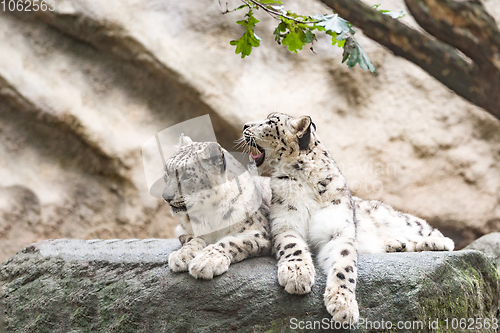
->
xmin=188 ymin=225 xmax=271 ymax=279
xmin=168 ymin=234 xmax=206 ymax=272
xmin=273 ymin=230 xmax=316 ymax=294
xmin=311 ymin=203 xmax=359 ymax=323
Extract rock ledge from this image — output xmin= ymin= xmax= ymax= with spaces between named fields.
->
xmin=1 ymin=239 xmax=499 ymax=332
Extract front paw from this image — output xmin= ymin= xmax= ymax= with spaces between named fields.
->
xmin=168 ymin=247 xmax=201 ymax=272
xmin=188 ymin=245 xmax=231 ymax=279
xmin=278 ymin=260 xmax=315 ymax=294
xmin=384 ymin=238 xmax=408 ymax=252
xmin=324 ymin=284 xmax=359 ymax=323
xmin=416 ymin=236 xmax=454 ymax=251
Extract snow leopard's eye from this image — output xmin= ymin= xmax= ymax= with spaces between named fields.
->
xmin=220 ymin=153 xmax=226 ymax=174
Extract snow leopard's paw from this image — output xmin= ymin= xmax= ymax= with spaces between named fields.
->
xmin=188 ymin=244 xmax=231 ymax=279
xmin=278 ymin=259 xmax=315 ymax=294
xmin=384 ymin=238 xmax=409 ymax=252
xmin=416 ymin=236 xmax=454 ymax=251
xmin=324 ymin=283 xmax=359 ymax=324
xmin=168 ymin=238 xmax=205 ymax=272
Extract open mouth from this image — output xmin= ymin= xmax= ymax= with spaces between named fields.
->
xmin=246 ymin=140 xmax=265 ymax=167
xmin=169 ymin=202 xmax=187 ymax=213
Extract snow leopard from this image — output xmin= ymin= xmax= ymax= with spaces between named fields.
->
xmin=163 ymin=135 xmax=272 ymax=279
xmin=242 ymin=113 xmax=454 ymax=323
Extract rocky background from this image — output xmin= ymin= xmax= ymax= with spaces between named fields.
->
xmin=0 ymin=0 xmax=499 ymax=263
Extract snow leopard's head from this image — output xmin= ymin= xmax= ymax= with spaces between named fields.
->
xmin=242 ymin=113 xmax=316 ymax=170
xmin=162 ymin=135 xmax=227 ymax=216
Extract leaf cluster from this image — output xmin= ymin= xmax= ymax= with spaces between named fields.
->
xmin=227 ymin=1 xmax=404 ymax=72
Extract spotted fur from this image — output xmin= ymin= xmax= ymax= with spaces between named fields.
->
xmin=163 ymin=135 xmax=272 ymax=279
xmin=243 ymin=113 xmax=454 ymax=323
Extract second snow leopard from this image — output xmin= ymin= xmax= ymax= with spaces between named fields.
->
xmin=243 ymin=113 xmax=454 ymax=323
xmin=163 ymin=135 xmax=272 ymax=279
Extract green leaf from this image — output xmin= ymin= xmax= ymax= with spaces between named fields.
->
xmin=342 ymin=37 xmax=375 ymax=72
xmin=324 ymin=30 xmax=345 ymax=48
xmin=230 ymin=10 xmax=261 ymax=58
xmin=304 ymin=30 xmax=316 ymax=44
xmin=230 ymin=30 xmax=261 ymax=58
xmin=314 ymin=14 xmax=352 ymax=34
xmin=282 ymin=28 xmax=306 ymax=53
xmin=382 ymin=10 xmax=405 ymax=19
xmin=374 ymin=5 xmax=405 ymax=19
xmin=273 ymin=21 xmax=287 ymax=44
xmin=234 ymin=4 xmax=249 ymax=11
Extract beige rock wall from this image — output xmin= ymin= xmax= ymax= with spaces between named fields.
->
xmin=0 ymin=0 xmax=499 ymax=261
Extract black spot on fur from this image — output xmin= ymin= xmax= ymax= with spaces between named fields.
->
xmin=284 ymin=243 xmax=296 ymax=250
xmin=276 ymin=243 xmax=281 ymax=252
xmin=405 ymin=216 xmax=411 ymax=226
xmin=341 ymin=249 xmax=350 ymax=256
xmin=331 ymin=199 xmax=341 ymax=205
xmin=279 ymin=250 xmax=285 ymax=257
xmin=272 ymin=196 xmax=285 ymax=205
xmin=319 ymin=189 xmax=327 ymax=195
xmin=293 ymin=250 xmax=302 ymax=256
xmin=220 ymin=243 xmax=225 ymax=248
xmin=318 ymin=177 xmax=332 ymax=187
xmin=277 ymin=175 xmax=290 ymax=180
xmin=337 ymin=272 xmax=346 ymax=280
xmin=349 ymin=278 xmax=355 ymax=284
xmin=345 ymin=266 xmax=353 ymax=273
xmin=223 ymin=207 xmax=234 ymax=220
xmin=288 ymin=205 xmax=297 ymax=211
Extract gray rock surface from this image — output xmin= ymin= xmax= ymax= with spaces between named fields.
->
xmin=465 ymin=232 xmax=500 ymax=270
xmin=1 ymin=239 xmax=499 ymax=332
xmin=0 ymin=0 xmax=499 ymax=261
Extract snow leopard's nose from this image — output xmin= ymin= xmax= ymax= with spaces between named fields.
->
xmin=162 ymin=186 xmax=176 ymax=203
xmin=162 ymin=192 xmax=173 ymax=203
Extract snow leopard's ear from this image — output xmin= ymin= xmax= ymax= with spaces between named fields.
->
xmin=200 ymin=142 xmax=226 ymax=174
xmin=175 ymin=134 xmax=193 ymax=150
xmin=290 ymin=116 xmax=314 ymax=151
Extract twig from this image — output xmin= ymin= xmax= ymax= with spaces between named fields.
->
xmin=219 ymin=0 xmax=246 ymax=14
xmin=242 ymin=0 xmax=323 ymax=24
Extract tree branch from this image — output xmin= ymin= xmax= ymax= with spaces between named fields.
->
xmin=319 ymin=0 xmax=500 ymax=120
xmin=405 ymin=0 xmax=500 ymax=71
